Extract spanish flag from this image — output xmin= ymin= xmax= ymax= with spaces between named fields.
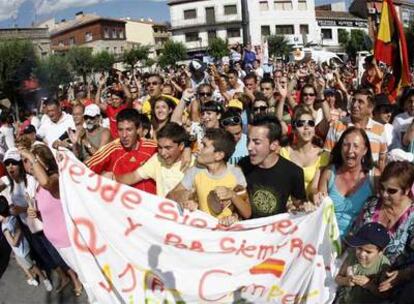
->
xmin=374 ymin=0 xmax=411 ymax=96
xmin=249 ymin=258 xmax=286 ymax=278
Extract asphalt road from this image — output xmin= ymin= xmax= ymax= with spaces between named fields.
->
xmin=0 ymin=256 xmax=88 ymax=304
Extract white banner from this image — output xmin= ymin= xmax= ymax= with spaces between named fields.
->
xmin=57 ymin=151 xmax=340 ymax=303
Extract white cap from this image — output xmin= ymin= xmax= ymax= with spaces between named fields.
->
xmin=84 ymin=104 xmax=101 ymax=117
xmin=4 ymin=148 xmax=21 ymax=162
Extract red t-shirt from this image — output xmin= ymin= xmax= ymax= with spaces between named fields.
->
xmin=105 ymin=103 xmax=128 ymax=139
xmin=86 ymin=139 xmax=157 ymax=194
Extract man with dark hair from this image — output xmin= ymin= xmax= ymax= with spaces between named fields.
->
xmin=168 ymin=128 xmax=251 ymax=225
xmin=324 ymin=88 xmax=388 ymax=170
xmin=238 ymin=115 xmax=307 ymax=217
xmin=37 ymin=98 xmax=76 ymax=147
xmin=86 ymin=108 xmax=157 ymax=193
xmin=116 ymin=122 xmax=194 ymax=197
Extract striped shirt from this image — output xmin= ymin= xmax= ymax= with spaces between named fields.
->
xmin=324 ymin=117 xmax=387 ymax=162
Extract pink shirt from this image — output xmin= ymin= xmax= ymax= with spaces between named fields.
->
xmin=36 ymin=187 xmax=71 ymax=249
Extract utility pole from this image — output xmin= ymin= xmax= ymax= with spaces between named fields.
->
xmin=241 ymin=0 xmax=250 ymax=45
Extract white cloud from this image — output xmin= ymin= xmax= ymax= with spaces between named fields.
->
xmin=0 ymin=0 xmax=115 ymax=21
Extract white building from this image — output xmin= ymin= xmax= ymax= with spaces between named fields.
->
xmin=168 ymin=0 xmax=244 ymax=54
xmin=247 ymin=0 xmax=319 ymax=47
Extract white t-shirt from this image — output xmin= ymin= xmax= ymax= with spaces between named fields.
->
xmin=1 ymin=216 xmax=30 ymax=258
xmin=37 ymin=112 xmax=75 ymax=146
xmin=0 ymin=125 xmax=15 ymax=152
xmin=391 ymin=112 xmax=413 ymax=149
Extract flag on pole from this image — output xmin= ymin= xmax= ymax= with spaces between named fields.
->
xmin=374 ymin=0 xmax=411 ymax=96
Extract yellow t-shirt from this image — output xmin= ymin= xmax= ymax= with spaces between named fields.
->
xmin=137 ymin=153 xmax=195 ymax=197
xmin=279 ymin=147 xmax=330 ymax=195
xmin=181 ymin=165 xmax=247 ymax=219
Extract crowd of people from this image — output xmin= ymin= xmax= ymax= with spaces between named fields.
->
xmin=1 ymin=48 xmax=414 ymax=303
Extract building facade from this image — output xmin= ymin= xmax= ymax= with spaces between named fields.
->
xmin=41 ymin=12 xmax=128 ymax=55
xmin=124 ymin=18 xmax=170 ymax=57
xmin=168 ymin=0 xmax=244 ymax=53
xmin=247 ymin=0 xmax=319 ymax=46
xmin=0 ymin=28 xmax=51 ymax=57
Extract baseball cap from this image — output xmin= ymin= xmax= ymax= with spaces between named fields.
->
xmin=4 ymin=148 xmax=21 ymax=162
xmin=227 ymin=99 xmax=243 ymax=111
xmin=345 ymin=222 xmax=390 ymax=250
xmin=84 ymin=104 xmax=101 ymax=118
xmin=189 ymin=60 xmax=206 ymax=73
xmin=374 ymin=93 xmax=393 ymax=108
xmin=324 ymin=88 xmax=336 ymax=96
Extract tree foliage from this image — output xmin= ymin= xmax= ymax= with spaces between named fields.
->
xmin=405 ymin=22 xmax=414 ymax=66
xmin=267 ymin=35 xmax=292 ymax=59
xmin=338 ymin=29 xmax=370 ymax=58
xmin=158 ymin=40 xmax=187 ymax=68
xmin=207 ymin=38 xmax=229 ymax=60
xmin=122 ymin=45 xmax=151 ymax=70
xmin=93 ymin=51 xmax=115 ymax=73
xmin=34 ymin=55 xmax=73 ymax=97
xmin=0 ymin=39 xmax=37 ymax=105
xmin=338 ymin=29 xmax=349 ymax=46
xmin=66 ymin=47 xmax=94 ymax=84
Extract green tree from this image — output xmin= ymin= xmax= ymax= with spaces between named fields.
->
xmin=93 ymin=51 xmax=115 ymax=73
xmin=338 ymin=29 xmax=349 ymax=46
xmin=34 ymin=55 xmax=73 ymax=98
xmin=339 ymin=29 xmax=370 ymax=58
xmin=207 ymin=37 xmax=229 ymax=60
xmin=122 ymin=45 xmax=151 ymax=71
xmin=0 ymin=39 xmax=37 ymax=109
xmin=158 ymin=40 xmax=187 ymax=68
xmin=405 ymin=22 xmax=414 ymax=65
xmin=267 ymin=35 xmax=292 ymax=59
xmin=66 ymin=47 xmax=94 ymax=84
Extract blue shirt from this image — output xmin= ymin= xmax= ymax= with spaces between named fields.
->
xmin=229 ymin=134 xmax=248 ymax=165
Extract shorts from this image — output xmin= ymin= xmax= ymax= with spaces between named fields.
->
xmin=15 ymin=252 xmax=34 ymax=271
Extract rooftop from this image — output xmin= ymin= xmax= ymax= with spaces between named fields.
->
xmin=50 ymin=13 xmax=125 ymax=36
xmin=168 ymin=0 xmax=207 ymax=5
xmin=315 ymin=10 xmax=366 ymax=21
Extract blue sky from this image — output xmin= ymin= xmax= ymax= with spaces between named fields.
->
xmin=0 ymin=0 xmax=170 ymax=28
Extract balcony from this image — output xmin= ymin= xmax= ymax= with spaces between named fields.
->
xmin=171 ymin=15 xmax=242 ymax=32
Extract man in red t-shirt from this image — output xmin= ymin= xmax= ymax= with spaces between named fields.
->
xmin=95 ymin=74 xmax=132 ymax=139
xmin=86 ymin=108 xmax=156 ymax=194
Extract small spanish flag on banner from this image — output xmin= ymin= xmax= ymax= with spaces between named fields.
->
xmin=374 ymin=0 xmax=411 ymax=96
xmin=249 ymin=258 xmax=286 ymax=278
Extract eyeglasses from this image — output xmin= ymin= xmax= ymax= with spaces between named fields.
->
xmin=380 ymin=186 xmax=400 ymax=195
xmin=198 ymin=92 xmax=212 ymax=97
xmin=253 ymin=106 xmax=268 ymax=112
xmin=221 ymin=116 xmax=242 ymax=127
xmin=4 ymin=159 xmax=19 ymax=167
xmin=84 ymin=115 xmax=98 ymax=120
xmin=294 ymin=119 xmax=316 ymax=128
xmin=146 ymin=81 xmax=159 ymax=87
xmin=303 ymin=93 xmax=316 ymax=97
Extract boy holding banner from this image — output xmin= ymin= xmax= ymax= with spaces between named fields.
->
xmin=167 ymin=128 xmax=251 ymax=226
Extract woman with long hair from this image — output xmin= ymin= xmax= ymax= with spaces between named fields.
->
xmin=150 ymin=96 xmax=176 ymax=134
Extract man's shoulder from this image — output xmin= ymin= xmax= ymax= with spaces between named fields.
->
xmin=277 ymin=156 xmax=303 ymax=173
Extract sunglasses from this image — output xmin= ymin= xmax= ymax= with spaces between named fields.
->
xmin=4 ymin=159 xmax=20 ymax=166
xmin=221 ymin=116 xmax=242 ymax=127
xmin=146 ymin=81 xmax=159 ymax=86
xmin=380 ymin=186 xmax=400 ymax=195
xmin=253 ymin=106 xmax=268 ymax=112
xmin=303 ymin=93 xmax=316 ymax=97
xmin=84 ymin=115 xmax=97 ymax=120
xmin=198 ymin=92 xmax=212 ymax=97
xmin=294 ymin=119 xmax=316 ymax=128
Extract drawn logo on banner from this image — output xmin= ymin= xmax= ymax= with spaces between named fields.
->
xmin=249 ymin=258 xmax=286 ymax=278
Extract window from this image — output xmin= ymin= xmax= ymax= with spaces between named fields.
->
xmin=114 ymin=47 xmax=117 ymax=53
xmin=85 ymin=32 xmax=93 ymax=42
xmin=259 ymin=1 xmax=269 ymax=11
xmin=104 ymin=28 xmax=110 ymax=39
xmin=112 ymin=29 xmax=117 ymax=38
xmin=119 ymin=30 xmax=124 ymax=39
xmin=276 ymin=25 xmax=294 ymax=35
xmin=224 ymin=4 xmax=237 ymax=15
xmin=261 ymin=25 xmax=271 ymax=37
xmin=300 ymin=24 xmax=309 ymax=35
xmin=184 ymin=9 xmax=197 ymax=19
xmin=227 ymin=28 xmax=241 ymax=38
xmin=274 ymin=0 xmax=292 ymax=10
xmin=185 ymin=32 xmax=199 ymax=42
xmin=321 ymin=28 xmax=332 ymax=39
xmin=298 ymin=0 xmax=307 ymax=10
xmin=121 ymin=46 xmax=124 ymax=53
xmin=69 ymin=37 xmax=75 ymax=45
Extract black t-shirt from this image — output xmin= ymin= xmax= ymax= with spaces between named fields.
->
xmin=238 ymin=155 xmax=306 ymax=218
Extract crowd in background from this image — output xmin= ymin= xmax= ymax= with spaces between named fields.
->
xmin=1 ymin=45 xmax=414 ymax=303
